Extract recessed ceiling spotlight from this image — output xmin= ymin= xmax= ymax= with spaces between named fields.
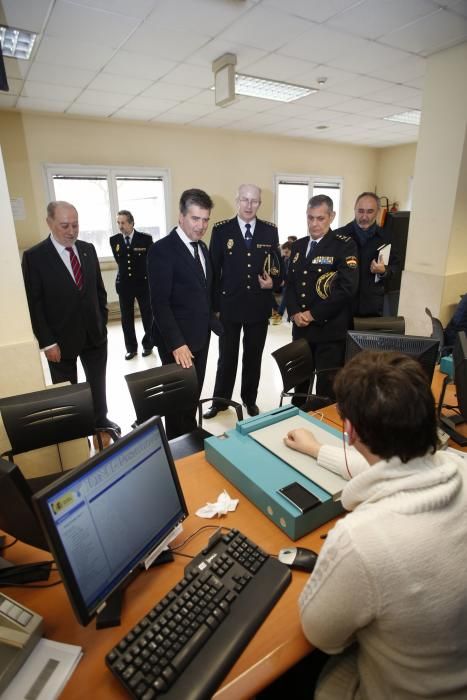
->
xmin=317 ymin=77 xmax=327 ymax=86
xmin=316 ymin=125 xmax=329 ymax=130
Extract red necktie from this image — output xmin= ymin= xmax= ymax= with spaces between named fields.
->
xmin=66 ymin=247 xmax=83 ymax=290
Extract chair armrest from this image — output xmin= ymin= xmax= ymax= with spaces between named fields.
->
xmin=198 ymin=397 xmax=244 ymax=427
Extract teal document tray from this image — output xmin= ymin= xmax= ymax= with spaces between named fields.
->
xmin=204 ymin=405 xmax=345 ymax=541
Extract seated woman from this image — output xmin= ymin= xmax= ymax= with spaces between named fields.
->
xmin=286 ymin=351 xmax=467 ymax=699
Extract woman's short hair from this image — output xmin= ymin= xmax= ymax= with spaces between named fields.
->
xmin=334 ymin=351 xmax=438 ymax=463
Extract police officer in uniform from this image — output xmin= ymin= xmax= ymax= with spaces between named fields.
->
xmin=204 ymin=184 xmax=282 ymax=418
xmin=110 ymin=210 xmax=154 ymax=360
xmin=286 ymin=194 xmax=359 ymax=402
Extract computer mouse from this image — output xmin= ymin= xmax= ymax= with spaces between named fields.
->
xmin=278 ymin=547 xmax=317 ymax=573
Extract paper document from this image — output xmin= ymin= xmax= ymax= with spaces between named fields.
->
xmin=375 ymin=243 xmax=391 ymax=282
xmin=1 ymin=638 xmax=82 ymax=700
xmin=250 ymin=416 xmax=347 ymax=497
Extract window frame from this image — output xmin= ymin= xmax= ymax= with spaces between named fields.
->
xmin=43 ymin=164 xmax=171 ymax=261
xmin=273 ymin=172 xmax=344 ymax=238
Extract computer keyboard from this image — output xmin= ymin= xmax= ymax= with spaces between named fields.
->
xmin=106 ymin=528 xmax=292 ymax=700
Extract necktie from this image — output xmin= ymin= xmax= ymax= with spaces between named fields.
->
xmin=245 ymin=223 xmax=253 ymax=249
xmin=66 ymin=247 xmax=83 ymax=290
xmin=306 ymin=240 xmax=318 ymax=260
xmin=190 ymin=241 xmax=205 ymax=277
xmin=125 ymin=236 xmax=131 ymax=247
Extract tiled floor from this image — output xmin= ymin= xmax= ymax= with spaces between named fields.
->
xmin=65 ymin=317 xmax=294 ymax=437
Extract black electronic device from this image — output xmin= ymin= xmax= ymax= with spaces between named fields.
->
xmin=33 ymin=417 xmax=188 ymax=628
xmin=106 ymin=528 xmax=291 ymax=700
xmin=277 ymin=482 xmax=321 ymax=513
xmin=0 ymin=460 xmax=55 ymax=584
xmin=0 ymin=44 xmax=9 ymax=93
xmin=439 ymin=330 xmax=467 ymax=446
xmin=278 ymin=546 xmax=318 ymax=573
xmin=345 ymin=331 xmax=440 ymax=381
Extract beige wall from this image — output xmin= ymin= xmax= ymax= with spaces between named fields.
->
xmin=375 ymin=143 xmax=417 ymax=211
xmin=1 ymin=111 xmax=382 ymax=249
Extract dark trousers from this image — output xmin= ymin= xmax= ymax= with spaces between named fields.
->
xmin=48 ymin=341 xmax=108 ymax=427
xmin=118 ymin=283 xmax=153 ymax=353
xmin=158 ymin=341 xmax=210 ymax=440
xmin=292 ymin=340 xmax=345 ymax=406
xmin=213 ymin=318 xmax=269 ymax=407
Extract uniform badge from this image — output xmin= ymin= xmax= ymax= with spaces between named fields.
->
xmin=346 ymin=256 xmax=358 ymax=268
xmin=293 ymin=252 xmax=300 ymax=263
xmin=116 ymin=244 xmax=120 ymax=252
xmin=316 ymin=271 xmax=337 ymax=299
xmin=227 ymin=239 xmax=234 ymax=249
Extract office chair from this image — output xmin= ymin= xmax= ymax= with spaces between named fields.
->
xmin=124 ymin=363 xmax=243 ymax=460
xmin=425 ymin=307 xmax=450 ymax=361
xmin=353 ymin=316 xmax=405 ymax=334
xmin=0 ymin=382 xmax=118 ymax=464
xmin=271 ymin=338 xmax=334 ymax=411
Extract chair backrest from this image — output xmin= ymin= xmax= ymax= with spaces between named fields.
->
xmin=353 ymin=316 xmax=405 ymax=334
xmin=271 ymin=338 xmax=314 ymax=394
xmin=125 ymin=364 xmax=199 ymax=425
xmin=425 ymin=307 xmax=445 ymax=360
xmin=0 ymin=383 xmax=96 ymax=457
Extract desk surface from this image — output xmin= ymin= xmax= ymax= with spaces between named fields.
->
xmin=5 ymin=370 xmax=467 ymax=700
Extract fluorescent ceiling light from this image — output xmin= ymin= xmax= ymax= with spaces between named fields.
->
xmin=235 ymin=74 xmax=316 ymax=103
xmin=384 ymin=110 xmax=421 ymax=126
xmin=0 ymin=26 xmax=37 ymax=60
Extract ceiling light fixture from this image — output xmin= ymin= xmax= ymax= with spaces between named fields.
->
xmin=235 ymin=74 xmax=316 ymax=102
xmin=211 ymin=53 xmax=316 ymax=106
xmin=384 ymin=110 xmax=421 ymax=126
xmin=0 ymin=25 xmax=37 ymax=60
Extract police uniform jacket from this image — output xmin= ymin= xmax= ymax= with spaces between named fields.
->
xmin=109 ymin=230 xmax=152 ymax=293
xmin=210 ymin=217 xmax=282 ymax=323
xmin=286 ymin=230 xmax=359 ymax=343
xmin=148 ymin=229 xmax=221 ymax=354
xmin=336 ymin=221 xmax=400 ymax=317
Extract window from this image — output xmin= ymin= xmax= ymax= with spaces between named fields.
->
xmin=275 ymin=174 xmax=343 ymax=242
xmin=45 ymin=165 xmax=170 ymax=259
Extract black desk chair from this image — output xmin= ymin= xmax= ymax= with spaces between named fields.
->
xmin=124 ymin=364 xmax=243 ymax=460
xmin=425 ymin=307 xmax=451 ymax=361
xmin=271 ymin=338 xmax=334 ymax=412
xmin=0 ymin=383 xmax=118 ymax=477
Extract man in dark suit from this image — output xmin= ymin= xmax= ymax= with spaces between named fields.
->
xmin=21 ymin=200 xmax=120 ymax=433
xmin=336 ymin=192 xmax=400 ymax=317
xmin=147 ymin=189 xmax=220 ymax=439
xmin=286 ymin=194 xmax=359 ymax=402
xmin=109 ymin=210 xmax=154 ymax=360
xmin=204 ymin=184 xmax=281 ymax=419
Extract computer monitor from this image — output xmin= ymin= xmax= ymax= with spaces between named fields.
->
xmin=453 ymin=331 xmax=467 ymax=421
xmin=439 ymin=331 xmax=467 ymax=446
xmin=345 ymin=331 xmax=440 ymax=382
xmin=33 ymin=416 xmax=188 ymax=628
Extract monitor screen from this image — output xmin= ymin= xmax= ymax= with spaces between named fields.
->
xmin=345 ymin=331 xmax=440 ymax=381
xmin=33 ymin=417 xmax=188 ymax=626
xmin=453 ymin=330 xmax=467 ymax=421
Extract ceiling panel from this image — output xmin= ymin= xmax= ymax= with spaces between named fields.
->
xmin=0 ymin=0 xmax=465 ymax=148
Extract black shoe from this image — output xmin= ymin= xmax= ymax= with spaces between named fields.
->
xmin=244 ymin=403 xmax=260 ymax=417
xmin=142 ymin=348 xmax=153 ymax=357
xmin=203 ymin=405 xmax=227 ymax=419
xmin=125 ymin=351 xmax=137 ymax=360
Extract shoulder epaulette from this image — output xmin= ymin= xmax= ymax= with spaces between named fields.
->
xmin=213 ymin=219 xmax=230 ymax=227
xmin=262 ymin=219 xmax=278 ymax=229
xmin=336 ymin=233 xmax=351 ymax=242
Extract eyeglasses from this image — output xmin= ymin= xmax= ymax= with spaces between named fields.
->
xmin=239 ymin=198 xmax=260 ymax=206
